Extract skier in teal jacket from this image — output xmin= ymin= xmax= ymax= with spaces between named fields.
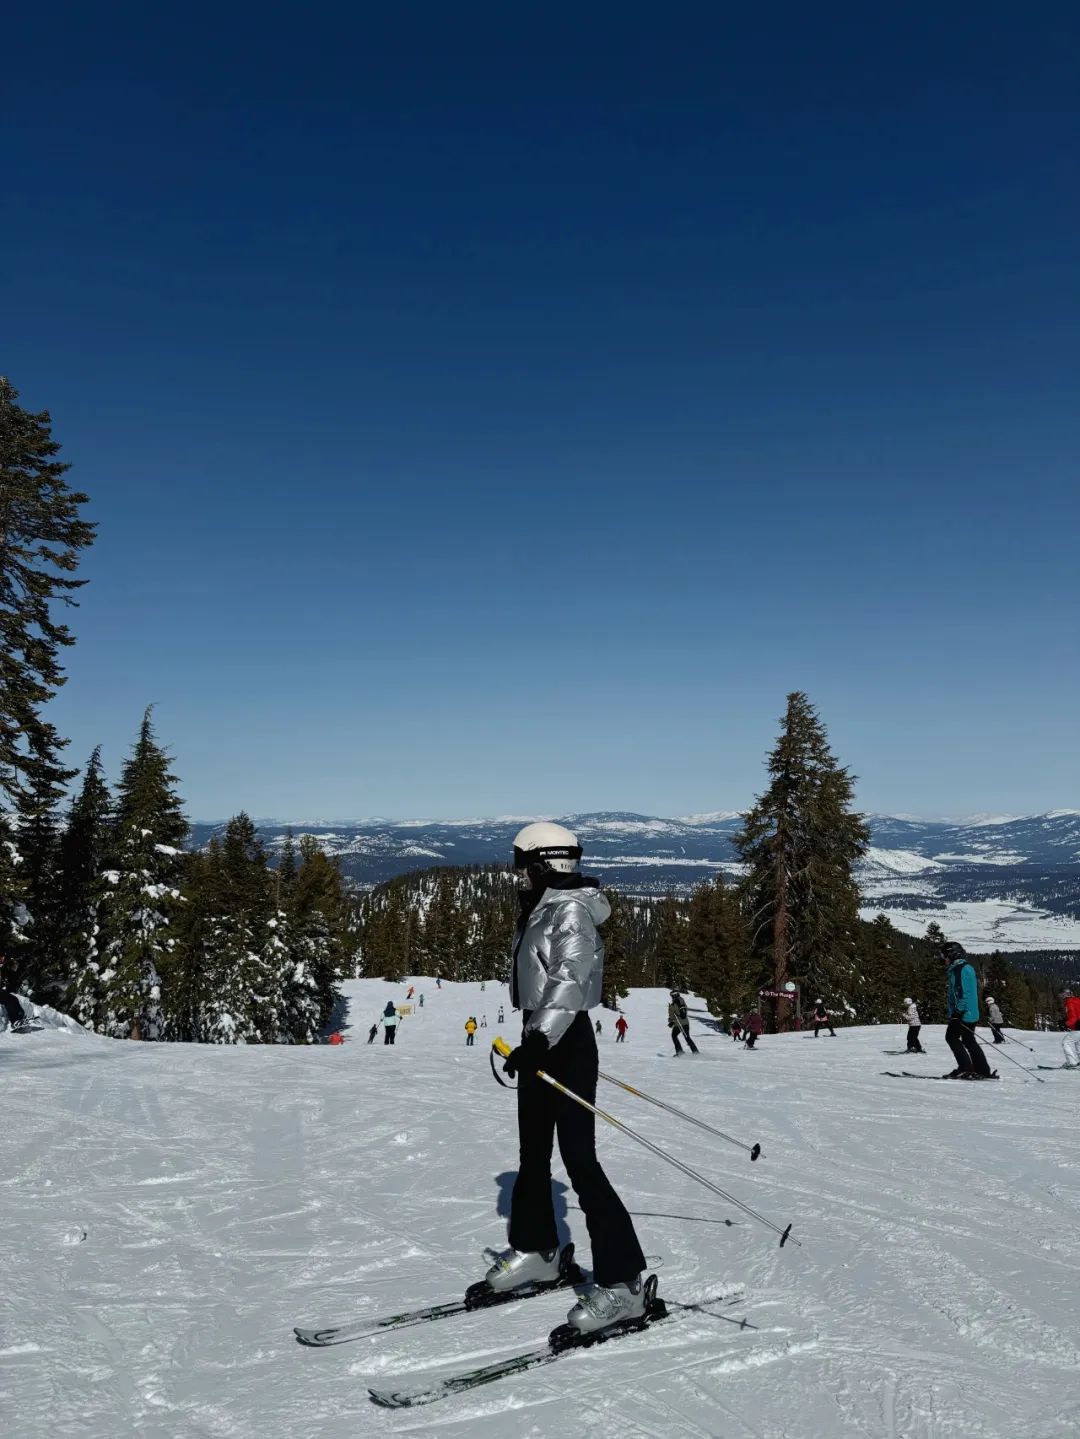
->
xmin=943 ymin=942 xmax=992 ymax=1079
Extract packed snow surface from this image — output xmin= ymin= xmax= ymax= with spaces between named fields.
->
xmin=3 ymin=980 xmax=1079 ymax=1437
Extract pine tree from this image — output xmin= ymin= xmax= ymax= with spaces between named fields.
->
xmin=735 ymin=693 xmax=869 ymax=1027
xmin=196 ymin=814 xmax=278 ymax=1043
xmin=652 ymin=893 xmax=688 ymax=988
xmin=683 ymin=875 xmax=755 ymax=1019
xmin=93 ymin=709 xmax=188 ymax=1039
xmin=11 ymin=765 xmax=63 ymax=996
xmin=914 ymin=922 xmax=948 ymax=1022
xmin=0 ymin=378 xmax=95 ymax=967
xmin=855 ymin=913 xmax=906 ymax=1021
xmin=600 ymin=890 xmax=635 ymax=1001
xmin=286 ymin=835 xmax=348 ymax=1036
xmin=55 ymin=747 xmax=112 ymax=1008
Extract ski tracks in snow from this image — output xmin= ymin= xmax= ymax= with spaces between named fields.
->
xmin=3 ymin=982 xmax=1080 ymax=1437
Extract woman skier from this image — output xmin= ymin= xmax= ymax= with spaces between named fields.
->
xmin=482 ymin=822 xmax=648 ymax=1336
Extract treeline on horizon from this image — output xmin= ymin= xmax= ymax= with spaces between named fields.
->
xmin=355 ymin=864 xmax=1050 ymax=1029
xmin=0 ymin=377 xmax=1067 ymax=1042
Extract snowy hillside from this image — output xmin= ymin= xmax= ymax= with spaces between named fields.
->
xmin=188 ymin=810 xmax=1080 ymax=951
xmin=3 ymin=980 xmax=1078 ymax=1437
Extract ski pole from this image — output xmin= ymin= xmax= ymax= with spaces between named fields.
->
xmin=1000 ymin=1031 xmax=1036 ymax=1054
xmin=598 ymin=1070 xmax=763 ymax=1161
xmin=960 ymin=1021 xmax=1045 ymax=1084
xmin=492 ymin=1038 xmax=797 ymax=1247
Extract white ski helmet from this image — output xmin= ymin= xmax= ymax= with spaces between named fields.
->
xmin=985 ymin=995 xmax=994 ymax=1003
xmin=903 ymin=997 xmax=913 ymax=1005
xmin=512 ymin=821 xmax=582 ymax=873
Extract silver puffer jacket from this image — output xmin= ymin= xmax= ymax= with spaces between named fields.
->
xmin=511 ymin=885 xmax=610 ymax=1045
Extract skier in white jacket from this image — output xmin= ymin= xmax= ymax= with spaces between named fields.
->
xmin=902 ymin=998 xmax=924 ymax=1054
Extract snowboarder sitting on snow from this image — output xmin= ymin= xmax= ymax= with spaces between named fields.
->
xmin=743 ymin=1011 xmax=763 ymax=1048
xmin=668 ymin=990 xmax=699 ymax=1055
xmin=1061 ymin=990 xmax=1080 ymax=1068
xmin=943 ymin=942 xmax=993 ymax=1079
xmin=486 ymin=822 xmax=648 ymax=1336
xmin=465 ymin=1017 xmax=478 ymax=1046
xmin=615 ymin=1015 xmax=628 ymax=1043
xmin=985 ymin=995 xmax=1006 ymax=1044
xmin=812 ymin=1000 xmax=836 ymax=1038
xmin=902 ymin=998 xmax=924 ymax=1053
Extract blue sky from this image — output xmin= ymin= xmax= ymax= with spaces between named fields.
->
xmin=5 ymin=3 xmax=1078 ymax=820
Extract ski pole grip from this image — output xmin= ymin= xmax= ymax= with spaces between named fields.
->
xmin=493 ymin=1035 xmax=512 ymax=1059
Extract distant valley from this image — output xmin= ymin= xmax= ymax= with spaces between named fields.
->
xmin=189 ymin=810 xmax=1080 ymax=954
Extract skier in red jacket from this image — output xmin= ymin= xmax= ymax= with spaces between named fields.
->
xmin=615 ymin=1015 xmax=628 ymax=1042
xmin=1061 ymin=990 xmax=1080 ymax=1068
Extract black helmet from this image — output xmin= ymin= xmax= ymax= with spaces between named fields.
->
xmin=941 ymin=941 xmax=966 ymax=960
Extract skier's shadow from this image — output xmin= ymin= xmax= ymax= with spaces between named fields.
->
xmin=494 ymin=1171 xmax=572 ymax=1249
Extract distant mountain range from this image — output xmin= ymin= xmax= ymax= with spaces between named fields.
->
xmin=189 ymin=810 xmax=1080 ymax=954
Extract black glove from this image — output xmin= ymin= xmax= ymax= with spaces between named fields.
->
xmin=504 ymin=1029 xmax=549 ymax=1079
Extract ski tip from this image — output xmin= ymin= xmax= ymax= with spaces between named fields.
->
xmin=750 ymin=1142 xmax=761 ymax=1162
xmin=779 ymin=1223 xmax=793 ymax=1249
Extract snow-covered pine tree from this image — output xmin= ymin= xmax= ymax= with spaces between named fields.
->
xmin=735 ymin=692 xmax=869 ymax=1028
xmin=0 ymin=377 xmax=95 ymax=974
xmin=55 ymin=747 xmax=112 ymax=1009
xmin=194 ymin=814 xmax=277 ymax=1044
xmin=285 ymin=835 xmax=348 ymax=1037
xmin=93 ymin=708 xmax=187 ymax=1040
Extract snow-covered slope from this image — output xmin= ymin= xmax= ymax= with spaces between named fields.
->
xmin=2 ymin=981 xmax=1078 ymax=1437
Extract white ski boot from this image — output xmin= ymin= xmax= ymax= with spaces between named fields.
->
xmin=481 ymin=1246 xmax=561 ymax=1294
xmin=565 ymin=1274 xmax=647 ymax=1334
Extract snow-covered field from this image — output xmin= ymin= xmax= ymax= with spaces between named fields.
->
xmin=3 ymin=979 xmax=1079 ymax=1438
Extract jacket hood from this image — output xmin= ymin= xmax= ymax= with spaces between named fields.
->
xmin=536 ymin=884 xmax=611 ymax=927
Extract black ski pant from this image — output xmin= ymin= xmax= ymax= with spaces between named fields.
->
xmin=906 ymin=1025 xmax=924 ymax=1053
xmin=745 ymin=1032 xmax=757 ymax=1048
xmin=384 ymin=1026 xmax=396 ymax=1045
xmin=0 ymin=991 xmax=25 ymax=1025
xmin=946 ymin=1018 xmax=990 ymax=1076
xmin=989 ymin=1024 xmax=1005 ymax=1043
xmin=509 ymin=1011 xmax=646 ymax=1287
xmin=814 ymin=1023 xmax=836 ymax=1037
xmin=466 ymin=1033 xmax=474 ymax=1046
xmin=671 ymin=1024 xmax=698 ymax=1055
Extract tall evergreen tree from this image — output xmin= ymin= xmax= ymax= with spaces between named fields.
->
xmin=92 ymin=709 xmax=188 ymax=1039
xmin=196 ymin=814 xmax=279 ymax=1043
xmin=11 ymin=765 xmax=63 ymax=996
xmin=683 ymin=875 xmax=756 ymax=1019
xmin=735 ymin=692 xmax=869 ymax=1026
xmin=0 ymin=378 xmax=95 ymax=969
xmin=55 ymin=747 xmax=112 ymax=1007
